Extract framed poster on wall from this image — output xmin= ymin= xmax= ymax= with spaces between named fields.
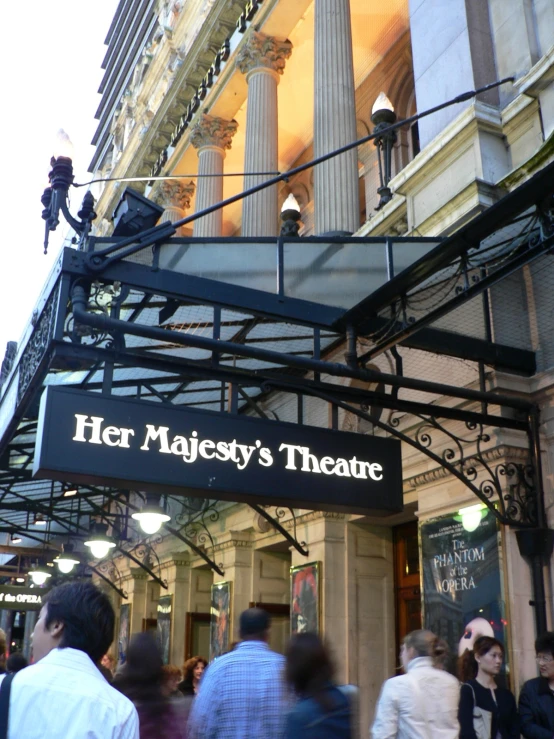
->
xmin=118 ymin=603 xmax=131 ymax=666
xmin=290 ymin=562 xmax=320 ymax=635
xmin=420 ymin=508 xmax=508 ymax=680
xmin=157 ymin=595 xmax=173 ymax=665
xmin=210 ymin=581 xmax=231 ymax=661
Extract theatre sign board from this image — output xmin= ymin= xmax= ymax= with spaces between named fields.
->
xmin=33 ymin=387 xmax=403 ymax=515
xmin=0 ymin=586 xmax=46 ymax=610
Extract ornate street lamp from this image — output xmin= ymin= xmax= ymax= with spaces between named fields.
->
xmin=41 ymin=130 xmax=97 ymax=254
xmin=371 ymin=92 xmax=397 ymax=210
xmin=280 ymin=194 xmax=302 ymax=237
xmin=132 ymin=494 xmax=170 ymax=535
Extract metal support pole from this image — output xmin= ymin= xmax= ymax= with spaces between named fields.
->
xmin=516 ymin=408 xmax=554 ymax=638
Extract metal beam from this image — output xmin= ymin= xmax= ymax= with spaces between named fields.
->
xmin=359 ymin=227 xmax=554 ymax=360
xmin=340 ymin=158 xmax=554 ymax=324
xmin=358 ymin=318 xmax=536 ymax=375
xmin=0 ymin=545 xmax=59 ymax=557
xmin=51 ymin=343 xmax=527 ymax=430
xmin=71 ymin=285 xmax=533 ymax=411
xmin=63 ymin=249 xmax=343 ymax=330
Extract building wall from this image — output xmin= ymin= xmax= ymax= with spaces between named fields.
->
xmin=88 ymin=0 xmax=554 ymax=735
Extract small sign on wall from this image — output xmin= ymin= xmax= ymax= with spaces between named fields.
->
xmin=157 ymin=595 xmax=172 ymax=665
xmin=210 ymin=581 xmax=231 ymax=661
xmin=290 ymin=562 xmax=320 ymax=635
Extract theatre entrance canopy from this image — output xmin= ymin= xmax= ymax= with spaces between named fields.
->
xmin=0 ymin=159 xmax=553 ymax=626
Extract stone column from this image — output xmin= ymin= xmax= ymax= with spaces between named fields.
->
xmin=164 ymin=556 xmax=190 ymax=666
xmin=215 ymin=533 xmax=254 ymax=642
xmin=314 ymin=0 xmax=359 ymax=234
xmin=127 ymin=569 xmax=148 ymax=637
xmin=190 ymin=115 xmax=238 ymax=237
xmin=290 ymin=513 xmax=348 ymax=680
xmin=153 ymin=180 xmax=196 ymax=236
xmin=237 ymin=31 xmax=292 ymax=237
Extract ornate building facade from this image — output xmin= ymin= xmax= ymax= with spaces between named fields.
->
xmin=3 ymin=1 xmax=554 ymax=736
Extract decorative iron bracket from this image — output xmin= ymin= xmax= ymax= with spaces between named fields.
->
xmin=90 ymin=558 xmax=127 ymax=600
xmin=116 ymin=543 xmax=168 ymax=589
xmin=166 ymin=524 xmax=224 ymax=577
xmin=260 ymin=381 xmax=542 ymax=530
xmin=250 ymin=503 xmax=309 ymax=556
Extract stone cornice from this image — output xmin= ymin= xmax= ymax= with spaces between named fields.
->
xmin=93 ymin=0 xmax=249 ymax=224
xmin=403 ymin=444 xmax=530 ymax=491
xmin=213 ymin=537 xmax=253 ymax=553
xmin=283 ymin=510 xmax=345 ymax=528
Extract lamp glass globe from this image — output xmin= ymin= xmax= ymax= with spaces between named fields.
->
xmin=86 ymin=540 xmax=115 ymax=559
xmin=138 ymin=515 xmax=163 ymax=535
xmin=56 ymin=559 xmax=77 ymax=574
xmin=30 ymin=571 xmax=51 ymax=586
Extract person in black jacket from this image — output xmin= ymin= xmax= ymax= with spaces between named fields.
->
xmin=458 ymin=635 xmax=519 ymax=739
xmin=519 ymin=632 xmax=554 ymax=738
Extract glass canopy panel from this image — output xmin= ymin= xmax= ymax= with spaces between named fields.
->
xmin=151 ymin=238 xmax=441 ymax=311
xmin=157 ymin=241 xmax=278 ymax=293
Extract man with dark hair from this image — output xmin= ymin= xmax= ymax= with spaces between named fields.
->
xmin=188 ymin=607 xmax=289 ymax=738
xmin=0 ymin=581 xmax=139 ymax=738
xmin=519 ymin=631 xmax=554 ymax=738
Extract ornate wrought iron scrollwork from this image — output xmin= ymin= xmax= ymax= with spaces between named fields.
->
xmin=385 ymin=411 xmax=538 ymax=527
xmin=94 ymin=557 xmax=128 ymax=599
xmin=17 ymin=279 xmax=61 ymax=404
xmin=173 ymin=498 xmax=224 ymax=574
xmin=65 ymin=280 xmax=125 ymax=349
xmin=250 ymin=503 xmax=308 ymax=556
xmin=122 ymin=531 xmax=168 ymax=588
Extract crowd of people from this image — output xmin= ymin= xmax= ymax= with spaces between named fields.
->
xmin=371 ymin=629 xmax=554 ymax=739
xmin=0 ymin=580 xmax=553 ymax=738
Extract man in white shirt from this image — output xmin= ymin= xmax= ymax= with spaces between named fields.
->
xmin=0 ymin=580 xmax=139 ymax=739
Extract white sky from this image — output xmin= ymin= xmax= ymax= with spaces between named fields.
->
xmin=0 ymin=0 xmax=119 ymax=363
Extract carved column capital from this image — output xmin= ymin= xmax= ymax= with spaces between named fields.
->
xmin=236 ymin=31 xmax=292 ymax=77
xmin=153 ymin=180 xmax=196 ymax=210
xmin=190 ymin=115 xmax=238 ymax=151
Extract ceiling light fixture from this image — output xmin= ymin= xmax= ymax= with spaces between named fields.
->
xmin=33 ymin=514 xmax=47 ymax=526
xmin=63 ymin=489 xmax=77 ymax=498
xmin=84 ymin=522 xmax=116 ymax=560
xmin=131 ymin=495 xmax=170 ymax=535
xmin=458 ymin=503 xmax=486 ymax=532
xmin=54 ymin=544 xmax=80 ymax=574
xmin=10 ymin=534 xmax=22 ymax=544
xmin=28 ymin=566 xmax=52 ymax=586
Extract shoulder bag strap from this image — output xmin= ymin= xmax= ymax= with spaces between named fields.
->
xmin=0 ymin=674 xmax=15 ymax=739
xmin=463 ymin=681 xmax=477 ymax=705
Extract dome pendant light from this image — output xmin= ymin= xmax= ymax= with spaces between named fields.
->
xmin=132 ymin=495 xmax=170 ymax=535
xmin=29 ymin=565 xmax=52 ymax=586
xmin=54 ymin=544 xmax=80 ymax=574
xmin=84 ymin=522 xmax=116 ymax=559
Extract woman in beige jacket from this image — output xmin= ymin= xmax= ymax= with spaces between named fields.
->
xmin=371 ymin=630 xmax=460 ymax=739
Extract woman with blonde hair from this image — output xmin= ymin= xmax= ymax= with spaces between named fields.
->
xmin=371 ymin=629 xmax=460 ymax=738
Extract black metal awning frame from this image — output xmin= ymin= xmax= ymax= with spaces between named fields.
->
xmin=2 ymin=96 xmax=554 ymax=627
